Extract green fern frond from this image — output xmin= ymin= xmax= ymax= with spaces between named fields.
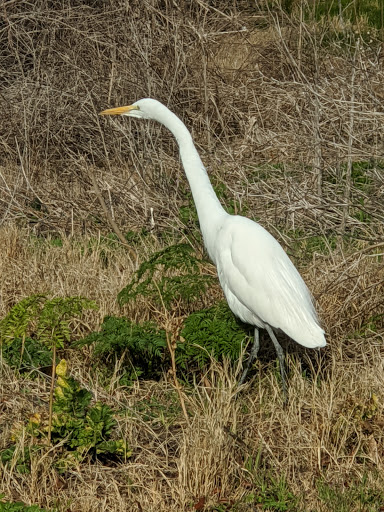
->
xmin=176 ymin=301 xmax=251 ymax=371
xmin=78 ymin=316 xmax=167 ymax=381
xmin=0 ymin=295 xmax=46 ymax=345
xmin=118 ymin=243 xmax=214 ymax=309
xmin=0 ymin=295 xmax=97 ymax=350
xmin=36 ymin=297 xmax=97 ymax=349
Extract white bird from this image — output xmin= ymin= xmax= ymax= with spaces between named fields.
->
xmin=101 ymin=98 xmax=326 ymax=396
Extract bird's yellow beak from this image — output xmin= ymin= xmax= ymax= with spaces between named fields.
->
xmin=100 ymin=105 xmax=139 ymax=116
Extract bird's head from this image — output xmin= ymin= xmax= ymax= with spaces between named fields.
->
xmin=100 ymin=98 xmax=167 ymax=122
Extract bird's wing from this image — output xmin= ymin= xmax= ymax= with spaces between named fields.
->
xmin=215 ymin=216 xmax=325 ymax=348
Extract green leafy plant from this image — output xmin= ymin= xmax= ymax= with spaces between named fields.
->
xmin=177 ymin=301 xmax=251 ymax=372
xmin=35 ymin=296 xmax=97 ymax=349
xmin=78 ymin=316 xmax=168 ymax=382
xmin=0 ymin=295 xmax=98 ymax=441
xmin=0 ymin=499 xmax=51 ymax=512
xmin=0 ymin=445 xmax=41 ymax=475
xmin=0 ymin=296 xmax=96 ymax=375
xmin=28 ymin=359 xmax=130 ymax=470
xmin=1 ymin=337 xmax=52 ymax=376
xmin=118 ymin=244 xmax=215 ymax=310
xmin=0 ymin=295 xmax=46 ymax=345
xmin=0 ymin=360 xmax=130 ymax=475
xmin=79 ymin=303 xmax=250 ymax=384
xmin=0 ymin=295 xmax=97 ymax=353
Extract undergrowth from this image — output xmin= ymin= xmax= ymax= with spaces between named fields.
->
xmin=79 ymin=302 xmax=250 ymax=384
xmin=0 ymin=359 xmax=130 ymax=474
xmin=0 ymin=295 xmax=96 ymax=375
xmin=0 ymin=498 xmax=51 ymax=512
xmin=118 ymin=244 xmax=215 ymax=311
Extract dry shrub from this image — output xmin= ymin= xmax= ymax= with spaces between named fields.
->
xmin=0 ymin=0 xmax=383 ymax=238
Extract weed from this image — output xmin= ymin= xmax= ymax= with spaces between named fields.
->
xmin=79 ymin=303 xmax=250 ymax=383
xmin=78 ymin=316 xmax=168 ymax=382
xmin=253 ymin=474 xmax=298 ymax=511
xmin=318 ymin=475 xmax=384 ymax=512
xmin=118 ymin=243 xmax=215 ymax=311
xmin=0 ymin=445 xmax=40 ymax=475
xmin=1 ymin=337 xmax=52 ymax=376
xmin=177 ymin=301 xmax=251 ymax=373
xmin=0 ymin=498 xmax=51 ymax=512
xmin=351 ymin=314 xmax=384 ymax=338
xmin=311 ymin=0 xmax=384 ymax=32
xmin=1 ymin=359 xmax=130 ymax=473
xmin=0 ymin=295 xmax=97 ymax=352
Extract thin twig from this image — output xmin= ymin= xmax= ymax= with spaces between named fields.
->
xmin=87 ymin=165 xmax=138 ymax=264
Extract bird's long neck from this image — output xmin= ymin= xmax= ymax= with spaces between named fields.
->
xmin=160 ymin=111 xmax=227 ymax=261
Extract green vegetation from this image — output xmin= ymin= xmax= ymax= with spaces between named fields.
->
xmin=241 ymin=455 xmax=299 ymax=511
xmin=78 ymin=316 xmax=168 ymax=383
xmin=0 ymin=446 xmax=40 ymax=475
xmin=0 ymin=498 xmax=51 ymax=512
xmin=1 ymin=337 xmax=52 ymax=376
xmin=0 ymin=296 xmax=126 ymax=476
xmin=177 ymin=301 xmax=250 ymax=372
xmin=118 ymin=243 xmax=215 ymax=310
xmin=253 ymin=475 xmax=298 ymax=511
xmin=0 ymin=295 xmax=97 ymax=352
xmin=318 ymin=475 xmax=384 ymax=512
xmin=1 ymin=359 xmax=130 ymax=474
xmin=352 ymin=314 xmax=384 ymax=338
xmin=79 ymin=302 xmax=250 ymax=383
xmin=311 ymin=0 xmax=384 ymax=31
xmin=0 ymin=295 xmax=97 ymax=375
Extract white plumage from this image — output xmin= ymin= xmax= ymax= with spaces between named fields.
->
xmin=101 ymin=98 xmax=326 ymax=394
xmin=215 ymin=216 xmax=324 ymax=348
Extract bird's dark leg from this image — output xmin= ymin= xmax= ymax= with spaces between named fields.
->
xmin=238 ymin=327 xmax=259 ymax=386
xmin=265 ymin=324 xmax=287 ymax=400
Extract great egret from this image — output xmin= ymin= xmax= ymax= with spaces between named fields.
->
xmin=101 ymin=98 xmax=326 ymax=395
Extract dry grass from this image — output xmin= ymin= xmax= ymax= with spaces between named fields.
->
xmin=1 ymin=1 xmax=384 ymax=511
xmin=0 ymin=223 xmax=383 ymax=511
